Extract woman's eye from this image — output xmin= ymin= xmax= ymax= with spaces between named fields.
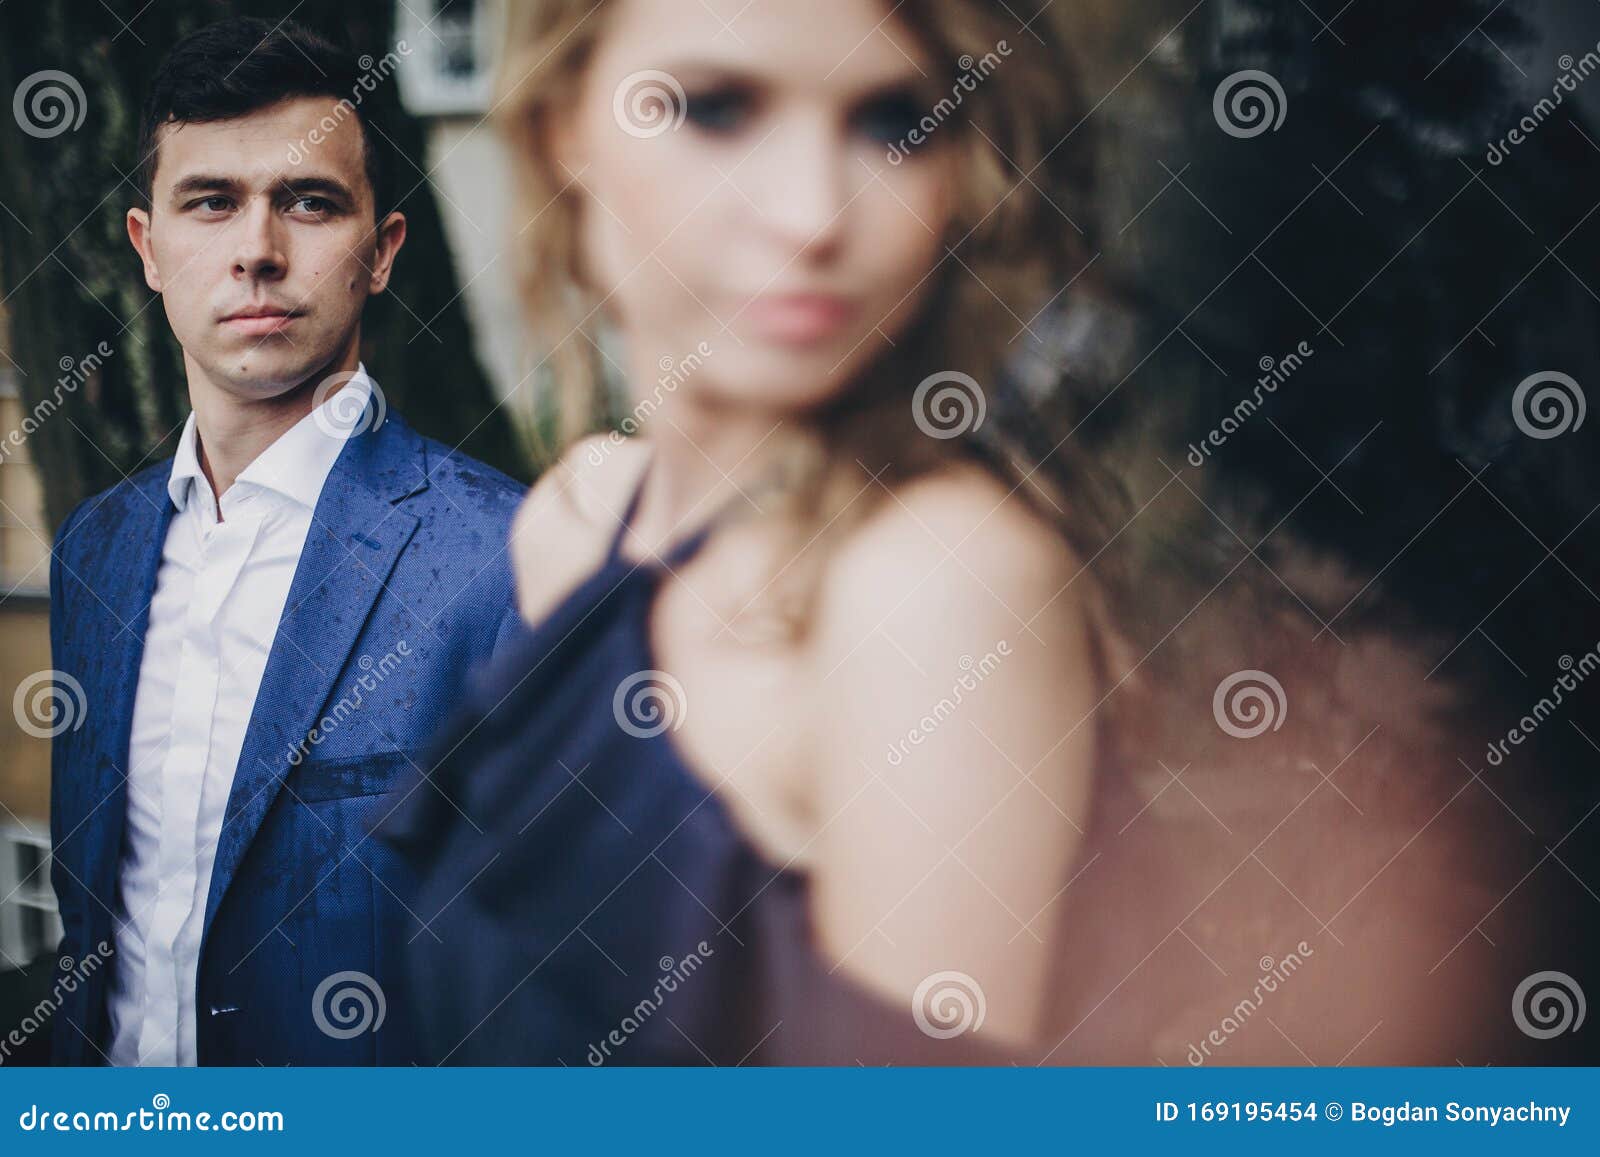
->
xmin=683 ymin=88 xmax=753 ymax=134
xmin=853 ymin=93 xmax=926 ymax=147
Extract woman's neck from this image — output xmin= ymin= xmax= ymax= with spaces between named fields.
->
xmin=628 ymin=380 xmax=790 ymax=553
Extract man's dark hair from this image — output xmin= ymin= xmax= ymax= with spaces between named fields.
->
xmin=136 ymin=16 xmax=392 ymax=216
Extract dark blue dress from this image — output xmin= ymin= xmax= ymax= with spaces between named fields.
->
xmin=380 ymin=470 xmax=1019 ymax=1065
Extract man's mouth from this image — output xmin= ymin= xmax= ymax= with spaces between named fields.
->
xmin=220 ymin=305 xmax=302 ymax=336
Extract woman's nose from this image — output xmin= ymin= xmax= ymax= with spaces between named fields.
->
xmin=747 ymin=117 xmax=850 ymax=259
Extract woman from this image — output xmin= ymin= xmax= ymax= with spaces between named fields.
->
xmin=382 ymin=0 xmax=1129 ymax=1065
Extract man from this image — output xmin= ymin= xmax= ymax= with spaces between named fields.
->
xmin=47 ymin=18 xmax=523 ymax=1065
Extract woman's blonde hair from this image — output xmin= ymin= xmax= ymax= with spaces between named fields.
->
xmin=496 ymin=0 xmax=1127 ymax=642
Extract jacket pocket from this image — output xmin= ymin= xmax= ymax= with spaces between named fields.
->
xmin=285 ymin=749 xmax=419 ymax=804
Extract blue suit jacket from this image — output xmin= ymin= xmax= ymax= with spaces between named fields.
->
xmin=47 ymin=404 xmax=523 ymax=1066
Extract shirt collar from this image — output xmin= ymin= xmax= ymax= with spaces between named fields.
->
xmin=167 ymin=365 xmax=376 ymax=515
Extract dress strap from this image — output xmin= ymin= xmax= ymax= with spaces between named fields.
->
xmin=604 ymin=460 xmax=652 ymax=565
xmin=604 ymin=457 xmax=721 ymax=572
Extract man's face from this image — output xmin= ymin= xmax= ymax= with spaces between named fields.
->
xmin=128 ymin=96 xmax=405 ymax=399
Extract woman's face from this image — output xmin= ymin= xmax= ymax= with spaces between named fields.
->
xmin=560 ymin=0 xmax=955 ymax=412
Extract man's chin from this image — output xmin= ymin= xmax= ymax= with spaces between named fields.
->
xmin=198 ymin=344 xmax=344 ymax=402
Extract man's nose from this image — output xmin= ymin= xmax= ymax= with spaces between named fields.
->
xmin=231 ymin=199 xmax=287 ymax=281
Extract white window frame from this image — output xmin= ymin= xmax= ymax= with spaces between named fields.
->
xmin=0 ymin=822 xmax=60 ymax=968
xmin=394 ymin=0 xmax=500 ymax=116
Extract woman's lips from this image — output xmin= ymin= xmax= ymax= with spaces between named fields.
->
xmin=743 ymin=293 xmax=856 ymax=344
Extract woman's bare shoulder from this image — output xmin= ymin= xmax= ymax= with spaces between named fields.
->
xmin=805 ymin=459 xmax=1101 ymax=795
xmin=814 ymin=461 xmax=1090 ymax=649
xmin=508 ymin=434 xmax=653 ymax=626
xmin=797 ymin=464 xmax=1101 ymax=1044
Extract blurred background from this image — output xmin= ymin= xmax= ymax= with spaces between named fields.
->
xmin=1 ymin=0 xmax=1598 ymax=1064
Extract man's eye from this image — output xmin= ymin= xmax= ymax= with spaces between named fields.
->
xmin=683 ymin=88 xmax=753 ymax=134
xmin=192 ymin=196 xmax=232 ymax=213
xmin=289 ymin=196 xmax=332 ymax=215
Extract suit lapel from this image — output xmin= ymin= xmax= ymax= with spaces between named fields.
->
xmin=71 ymin=467 xmax=175 ymax=911
xmin=202 ymin=408 xmax=427 ymax=942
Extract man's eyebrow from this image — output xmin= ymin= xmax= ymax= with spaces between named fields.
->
xmin=272 ymin=176 xmax=357 ymax=203
xmin=164 ymin=174 xmax=359 ymax=203
xmin=167 ymin=174 xmax=246 ymax=199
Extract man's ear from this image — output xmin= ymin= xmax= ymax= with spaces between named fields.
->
xmin=366 ymin=211 xmax=407 ymax=295
xmin=126 ymin=207 xmax=162 ymax=293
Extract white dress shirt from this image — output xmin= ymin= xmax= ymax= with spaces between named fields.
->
xmin=107 ymin=368 xmax=374 ymax=1067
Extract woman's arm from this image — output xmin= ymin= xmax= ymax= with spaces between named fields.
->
xmin=806 ymin=466 xmax=1100 ymax=1050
